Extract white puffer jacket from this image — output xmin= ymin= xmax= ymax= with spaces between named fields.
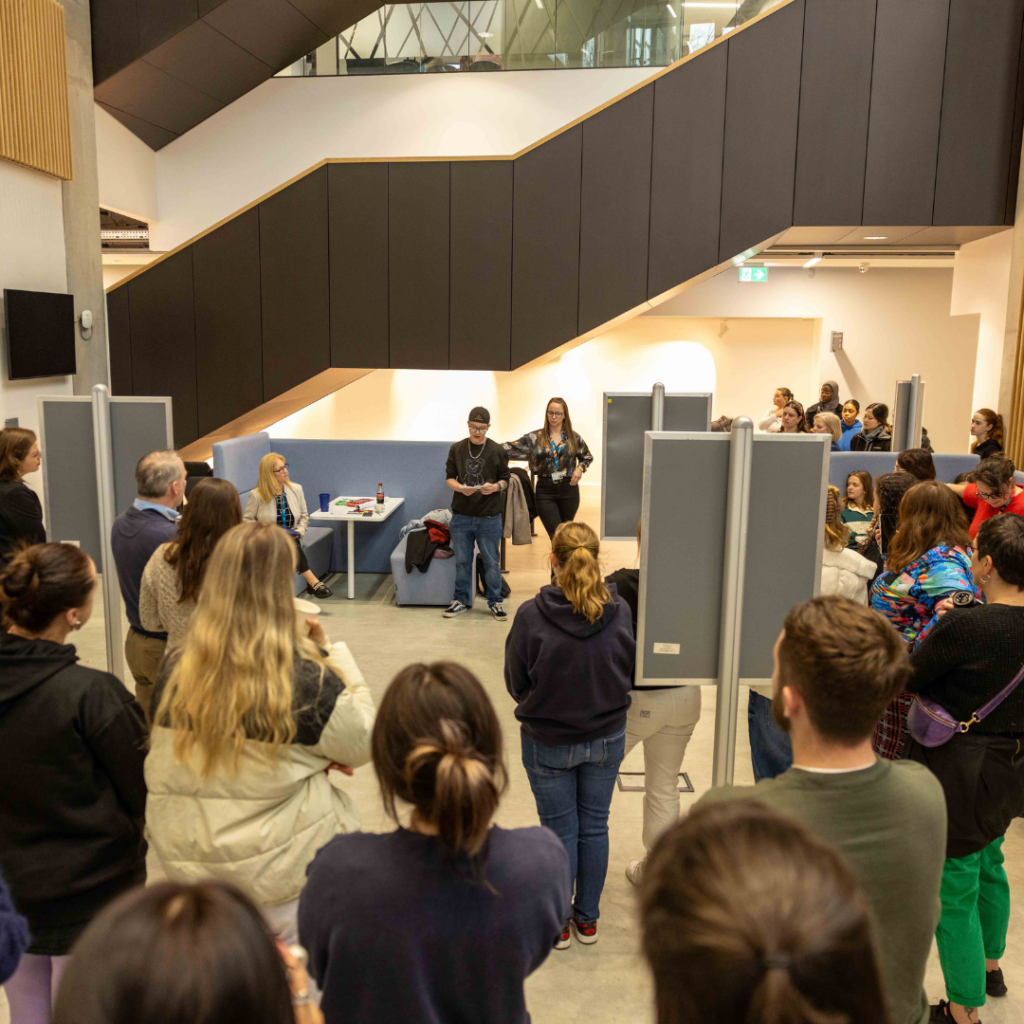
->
xmin=821 ymin=546 xmax=875 ymax=604
xmin=145 ymin=641 xmax=375 ymax=907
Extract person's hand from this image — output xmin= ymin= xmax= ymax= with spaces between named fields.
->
xmin=479 ymin=482 xmax=499 ymax=495
xmin=306 ymin=618 xmax=327 ymax=645
xmin=326 ymin=762 xmax=354 ymax=776
xmin=460 ymin=485 xmax=478 ymax=495
xmin=570 ymin=468 xmax=582 ymax=487
xmin=935 ymin=597 xmax=955 ymax=618
xmin=277 ymin=942 xmax=324 ymax=1024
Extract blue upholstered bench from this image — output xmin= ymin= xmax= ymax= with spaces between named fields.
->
xmin=390 ymin=533 xmax=476 ymax=607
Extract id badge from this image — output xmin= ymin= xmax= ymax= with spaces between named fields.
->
xmin=551 ymin=469 xmax=566 ymax=482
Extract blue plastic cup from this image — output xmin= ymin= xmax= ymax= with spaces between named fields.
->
xmin=319 ymin=492 xmax=330 ymax=513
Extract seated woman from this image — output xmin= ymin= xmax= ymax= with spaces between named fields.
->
xmin=140 ymin=477 xmax=241 ymax=649
xmin=821 ymin=486 xmax=874 ymax=603
xmin=837 ymin=399 xmax=862 ymax=451
xmin=804 ymin=380 xmax=842 ymax=431
xmin=851 ymin=403 xmax=893 ymax=452
xmin=811 ymin=412 xmax=842 ymax=451
xmin=896 ymin=447 xmax=936 ymax=481
xmin=870 ymin=481 xmax=975 ymax=760
xmin=146 ymin=522 xmax=376 ymax=944
xmin=778 ymin=400 xmax=808 ymax=434
xmin=906 ymin=515 xmax=1024 ymax=1024
xmin=0 ymin=427 xmax=45 ymax=569
xmin=640 ymin=801 xmax=889 ymax=1024
xmin=0 ymin=543 xmax=147 ymax=1024
xmin=53 ymin=881 xmax=321 ymax=1024
xmin=300 ymin=662 xmax=570 ymax=1024
xmin=970 ymin=408 xmax=1004 ymax=460
xmin=841 ymin=470 xmax=874 ymax=550
xmin=757 ymin=387 xmax=793 ymax=433
xmin=505 ymin=521 xmax=634 ymax=946
xmin=244 ymin=453 xmax=331 ymax=598
xmin=946 ymin=454 xmax=1024 ymax=541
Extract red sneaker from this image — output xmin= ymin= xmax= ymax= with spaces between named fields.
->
xmin=554 ymin=925 xmax=570 ymax=950
xmin=571 ymin=918 xmax=598 ymax=945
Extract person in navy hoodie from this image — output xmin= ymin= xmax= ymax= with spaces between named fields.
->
xmin=505 ymin=520 xmax=635 ymax=948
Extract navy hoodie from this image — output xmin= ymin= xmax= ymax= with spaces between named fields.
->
xmin=504 ymin=583 xmax=634 ymax=746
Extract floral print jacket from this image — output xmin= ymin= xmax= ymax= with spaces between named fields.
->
xmin=503 ymin=431 xmax=594 ymax=479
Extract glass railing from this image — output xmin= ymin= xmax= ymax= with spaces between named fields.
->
xmin=275 ymin=0 xmax=785 ymax=76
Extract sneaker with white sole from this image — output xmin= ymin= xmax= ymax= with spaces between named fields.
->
xmin=490 ymin=603 xmax=508 ymax=622
xmin=625 ymin=859 xmax=645 ymax=887
xmin=571 ymin=918 xmax=598 ymax=944
xmin=443 ymin=601 xmax=469 ymax=618
xmin=554 ymin=924 xmax=571 ymax=950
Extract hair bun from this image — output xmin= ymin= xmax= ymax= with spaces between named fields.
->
xmin=0 ymin=551 xmax=41 ymax=599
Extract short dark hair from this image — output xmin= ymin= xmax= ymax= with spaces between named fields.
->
xmin=777 ymin=597 xmax=910 ymax=744
xmin=867 ymin=402 xmax=890 ymax=428
xmin=467 ymin=406 xmax=490 ymax=425
xmin=0 ymin=543 xmax=94 ymax=633
xmin=974 ymin=452 xmax=1016 ymax=493
xmin=977 ymin=515 xmax=1024 ymax=589
xmin=640 ymin=801 xmax=890 ymax=1024
xmin=843 ymin=398 xmax=861 ymax=414
xmin=52 ymin=881 xmax=295 ymax=1024
xmin=895 ymin=448 xmax=936 ymax=481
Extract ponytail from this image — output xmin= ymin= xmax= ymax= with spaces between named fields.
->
xmin=972 ymin=408 xmax=1004 ymax=453
xmin=551 ymin=521 xmax=610 ymax=624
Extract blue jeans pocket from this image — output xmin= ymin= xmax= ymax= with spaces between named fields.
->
xmin=597 ymin=729 xmax=627 ymax=767
xmin=531 ymin=738 xmax=574 ymax=774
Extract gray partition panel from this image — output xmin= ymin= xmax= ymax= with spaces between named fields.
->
xmin=738 ymin=435 xmax=828 ymax=684
xmin=110 ymin=398 xmax=174 ymax=515
xmin=38 ymin=398 xmax=102 ymax=563
xmin=636 ymin=431 xmax=730 ymax=685
xmin=601 ymin=392 xmax=712 ymax=539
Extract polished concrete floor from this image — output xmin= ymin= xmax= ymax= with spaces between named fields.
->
xmin=72 ymin=485 xmax=1024 ymax=1024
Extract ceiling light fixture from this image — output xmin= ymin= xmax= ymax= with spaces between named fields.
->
xmin=864 ymin=235 xmax=888 ymax=240
xmin=803 ymin=256 xmax=822 ymax=268
xmin=666 ymin=3 xmax=676 ymax=14
xmin=681 ymin=2 xmax=741 ymax=7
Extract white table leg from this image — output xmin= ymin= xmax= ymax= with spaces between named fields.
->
xmin=347 ymin=520 xmax=355 ymax=600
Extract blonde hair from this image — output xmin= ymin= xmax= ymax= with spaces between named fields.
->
xmin=154 ymin=522 xmax=326 ymax=776
xmin=816 ymin=412 xmax=842 ymax=443
xmin=255 ymin=452 xmax=287 ymax=503
xmin=824 ymin=486 xmax=850 ymax=552
xmin=551 ymin=521 xmax=610 ymax=624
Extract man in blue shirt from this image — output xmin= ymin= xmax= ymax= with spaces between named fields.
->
xmin=110 ymin=450 xmax=186 ymax=720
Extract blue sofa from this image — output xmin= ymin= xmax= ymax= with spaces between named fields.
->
xmin=828 ymin=452 xmax=1024 ymax=490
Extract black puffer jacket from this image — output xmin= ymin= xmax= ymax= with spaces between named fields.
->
xmin=0 ymin=633 xmax=147 ymax=954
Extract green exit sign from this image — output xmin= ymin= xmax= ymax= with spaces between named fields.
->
xmin=738 ymin=266 xmax=768 ymax=282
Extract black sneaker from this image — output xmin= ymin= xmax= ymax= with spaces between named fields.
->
xmin=554 ymin=924 xmax=570 ymax=950
xmin=443 ymin=600 xmax=469 ymax=618
xmin=571 ymin=918 xmax=598 ymax=945
xmin=307 ymin=582 xmax=332 ymax=599
xmin=987 ymin=968 xmax=1007 ymax=997
xmin=490 ymin=603 xmax=508 ymax=622
xmin=930 ymin=1001 xmax=982 ymax=1024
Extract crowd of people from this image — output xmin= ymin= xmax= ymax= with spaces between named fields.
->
xmin=0 ymin=401 xmax=1023 ymax=1024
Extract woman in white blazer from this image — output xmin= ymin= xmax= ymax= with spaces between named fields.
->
xmin=243 ymin=451 xmax=331 ymax=597
xmin=821 ymin=485 xmax=875 ymax=603
xmin=145 ymin=523 xmax=376 ymax=943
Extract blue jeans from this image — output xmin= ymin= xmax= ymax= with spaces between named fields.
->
xmin=747 ymin=690 xmax=793 ymax=781
xmin=450 ymin=512 xmax=502 ymax=607
xmin=521 ymin=727 xmax=626 ymax=924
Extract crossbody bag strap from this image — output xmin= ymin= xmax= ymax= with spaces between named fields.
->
xmin=962 ymin=660 xmax=1024 ymax=732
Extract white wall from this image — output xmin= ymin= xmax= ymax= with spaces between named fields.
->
xmin=648 ymin=266 xmax=980 ymax=453
xmin=146 ymin=68 xmax=654 ymax=251
xmin=94 ymin=105 xmax=158 ymax=223
xmin=0 ymin=160 xmax=75 ymax=500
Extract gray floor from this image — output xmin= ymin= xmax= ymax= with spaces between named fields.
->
xmin=74 ymin=491 xmax=1024 ymax=1024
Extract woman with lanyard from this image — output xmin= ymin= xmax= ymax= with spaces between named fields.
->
xmin=504 ymin=398 xmax=593 ymax=540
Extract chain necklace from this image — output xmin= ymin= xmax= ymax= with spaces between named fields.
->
xmin=468 ymin=437 xmax=486 ymax=458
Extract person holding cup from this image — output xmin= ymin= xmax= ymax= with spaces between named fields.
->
xmin=244 ymin=453 xmax=331 ymax=598
xmin=145 ymin=522 xmax=376 ymax=946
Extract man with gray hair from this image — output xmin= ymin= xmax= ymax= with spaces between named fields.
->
xmin=110 ymin=450 xmax=186 ymax=719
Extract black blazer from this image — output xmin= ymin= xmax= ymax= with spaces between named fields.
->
xmin=0 ymin=479 xmax=45 ymax=567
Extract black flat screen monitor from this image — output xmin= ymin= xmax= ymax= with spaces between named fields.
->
xmin=4 ymin=289 xmax=76 ymax=380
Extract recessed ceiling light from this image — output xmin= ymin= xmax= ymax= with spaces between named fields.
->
xmin=803 ymin=256 xmax=822 ymax=268
xmin=864 ymin=236 xmax=888 ymax=240
xmin=665 ymin=3 xmax=676 ymax=14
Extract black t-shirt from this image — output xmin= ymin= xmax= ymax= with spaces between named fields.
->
xmin=973 ymin=438 xmax=1003 ymax=461
xmin=299 ymin=826 xmax=571 ymax=1024
xmin=605 ymin=568 xmax=639 ymax=635
xmin=446 ymin=438 xmax=510 ymax=517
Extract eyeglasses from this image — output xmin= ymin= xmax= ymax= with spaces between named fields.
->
xmin=468 ymin=422 xmax=489 ymax=430
xmin=548 ymin=412 xmax=564 ymax=418
xmin=976 ymin=488 xmax=1003 ymax=502
xmin=273 ymin=464 xmax=289 ymax=474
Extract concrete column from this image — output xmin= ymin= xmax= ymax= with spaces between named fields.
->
xmin=57 ymin=0 xmax=109 ymax=394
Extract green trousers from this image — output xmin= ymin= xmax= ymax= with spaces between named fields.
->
xmin=935 ymin=837 xmax=1010 ymax=1007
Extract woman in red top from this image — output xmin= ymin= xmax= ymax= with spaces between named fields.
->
xmin=947 ymin=455 xmax=1024 ymax=540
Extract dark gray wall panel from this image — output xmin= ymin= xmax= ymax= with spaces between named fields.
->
xmin=95 ymin=102 xmax=178 ymax=149
xmin=934 ymin=0 xmax=1024 ymax=225
xmin=136 ymin=0 xmax=198 ymax=56
xmin=203 ymin=0 xmax=329 ymax=69
xmin=793 ymin=0 xmax=876 ymax=225
xmin=648 ymin=44 xmax=727 ymax=299
xmin=578 ymin=86 xmax=654 ymax=335
xmin=127 ymin=249 xmax=199 ymax=447
xmin=106 ymin=284 xmax=133 ymax=396
xmin=511 ymin=126 xmax=582 ymax=368
xmin=193 ymin=208 xmax=263 ymax=437
xmin=259 ymin=167 xmax=330 ymax=400
xmin=862 ymin=0 xmax=950 ymax=225
xmin=329 ymin=162 xmax=389 ymax=369
xmin=719 ymin=0 xmax=804 ymax=261
xmin=388 ymin=161 xmax=450 ymax=370
xmin=1008 ymin=15 xmax=1024 ymax=224
xmin=450 ymin=161 xmax=512 ymax=371
xmin=90 ymin=0 xmax=139 ymax=85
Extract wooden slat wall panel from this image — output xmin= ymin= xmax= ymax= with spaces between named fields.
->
xmin=0 ymin=0 xmax=73 ymax=179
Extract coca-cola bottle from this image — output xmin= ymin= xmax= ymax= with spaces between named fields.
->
xmin=376 ymin=482 xmax=385 ymax=512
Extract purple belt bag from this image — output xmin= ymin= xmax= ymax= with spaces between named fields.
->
xmin=908 ymin=662 xmax=1024 ymax=748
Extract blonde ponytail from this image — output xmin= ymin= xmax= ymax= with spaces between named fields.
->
xmin=551 ymin=521 xmax=610 ymax=623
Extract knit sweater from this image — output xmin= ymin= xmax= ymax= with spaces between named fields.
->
xmin=139 ymin=543 xmax=195 ymax=650
xmin=908 ymin=604 xmax=1024 ymax=734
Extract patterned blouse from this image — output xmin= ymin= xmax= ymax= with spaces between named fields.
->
xmin=503 ymin=430 xmax=594 ymax=479
xmin=870 ymin=544 xmax=976 ymax=759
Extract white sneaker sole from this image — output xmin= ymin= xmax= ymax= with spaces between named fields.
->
xmin=571 ymin=921 xmax=598 ymax=945
xmin=554 ymin=936 xmax=571 ymax=950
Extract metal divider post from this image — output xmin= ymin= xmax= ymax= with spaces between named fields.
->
xmin=91 ymin=385 xmax=125 ymax=680
xmin=908 ymin=373 xmax=923 ymax=448
xmin=651 ymin=382 xmax=665 ymax=431
xmin=711 ymin=416 xmax=754 ymax=786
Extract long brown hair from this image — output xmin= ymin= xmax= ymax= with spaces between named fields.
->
xmin=844 ymin=471 xmax=873 ymax=511
xmin=782 ymin=400 xmax=808 ymax=433
xmin=0 ymin=427 xmax=36 ymax=482
xmin=824 ymin=486 xmax=850 ymax=552
xmin=164 ymin=478 xmax=242 ymax=602
xmin=972 ymin=408 xmax=1004 ymax=453
xmin=552 ymin=521 xmax=610 ymax=623
xmin=874 ymin=471 xmax=916 ymax=555
xmin=540 ymin=397 xmax=578 ymax=455
xmin=886 ymin=481 xmax=971 ymax=573
xmin=372 ymin=662 xmax=507 ymax=866
xmin=641 ymin=801 xmax=890 ymax=1024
